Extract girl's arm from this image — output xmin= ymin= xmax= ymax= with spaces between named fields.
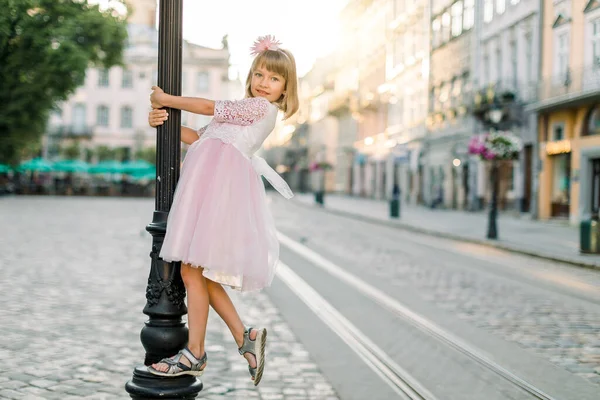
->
xmin=151 ymin=86 xmax=215 ymax=116
xmin=148 ymin=109 xmax=204 ymax=145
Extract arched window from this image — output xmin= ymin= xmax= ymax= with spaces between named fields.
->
xmin=587 ymin=105 xmax=600 ymax=136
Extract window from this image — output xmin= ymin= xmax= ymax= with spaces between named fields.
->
xmin=510 ymin=0 xmax=520 ymax=4
xmin=525 ymin=34 xmax=533 ymax=84
xmin=510 ymin=41 xmax=518 ymax=88
xmin=432 ymin=18 xmax=441 ymax=48
xmin=496 ymin=46 xmax=503 ymax=83
xmin=587 ymin=106 xmax=600 ymax=135
xmin=463 ymin=0 xmax=474 ymax=30
xmin=388 ymin=97 xmax=404 ymax=127
xmin=121 ymin=106 xmax=133 ymax=128
xmin=152 ymin=68 xmax=158 ymax=85
xmin=72 ymin=103 xmax=86 ymax=134
xmin=593 ymin=19 xmax=600 ymax=67
xmin=451 ymin=2 xmax=463 ymax=37
xmin=122 ymin=69 xmax=133 ymax=88
xmin=496 ymin=0 xmax=506 ymax=15
xmin=96 ymin=105 xmax=109 ymax=127
xmin=483 ymin=55 xmax=490 ymax=85
xmin=552 ymin=123 xmax=565 ymax=141
xmin=484 ymin=0 xmax=494 ymax=22
xmin=98 ymin=69 xmax=109 ymax=87
xmin=439 ymin=81 xmax=450 ymax=104
xmin=442 ymin=12 xmax=451 ymax=42
xmin=557 ymin=32 xmax=570 ymax=78
xmin=197 ymin=72 xmax=209 ymax=92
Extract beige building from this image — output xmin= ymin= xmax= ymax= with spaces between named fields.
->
xmin=381 ymin=0 xmax=430 ymax=204
xmin=45 ymin=0 xmax=232 ymax=161
xmin=424 ymin=0 xmax=477 ymax=209
xmin=529 ymin=0 xmax=600 ymax=222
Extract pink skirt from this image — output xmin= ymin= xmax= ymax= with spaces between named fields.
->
xmin=159 ymin=138 xmax=279 ymax=292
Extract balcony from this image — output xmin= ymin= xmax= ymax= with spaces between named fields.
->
xmin=531 ymin=64 xmax=600 ymax=112
xmin=48 ymin=124 xmax=94 ymax=139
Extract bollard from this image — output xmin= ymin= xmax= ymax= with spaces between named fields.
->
xmin=315 ymin=191 xmax=324 ymax=206
xmin=580 ymin=218 xmax=600 ymax=253
xmin=390 ymin=184 xmax=401 ymax=218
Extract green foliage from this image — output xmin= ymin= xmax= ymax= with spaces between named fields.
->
xmin=135 ymin=147 xmax=156 ymax=164
xmin=0 ymin=0 xmax=128 ymax=165
xmin=95 ymin=145 xmax=116 ymax=161
xmin=61 ymin=140 xmax=81 ymax=159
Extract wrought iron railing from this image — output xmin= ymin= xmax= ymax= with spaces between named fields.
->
xmin=538 ymin=64 xmax=600 ymax=102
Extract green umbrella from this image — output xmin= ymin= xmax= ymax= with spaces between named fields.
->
xmin=53 ymin=159 xmax=90 ymax=173
xmin=132 ymin=171 xmax=157 ymax=181
xmin=122 ymin=160 xmax=155 ymax=174
xmin=0 ymin=164 xmax=11 ymax=173
xmin=129 ymin=166 xmax=156 ymax=179
xmin=18 ymin=158 xmax=53 ymax=172
xmin=89 ymin=160 xmax=126 ymax=174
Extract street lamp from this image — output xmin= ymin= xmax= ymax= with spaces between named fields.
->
xmin=486 ymin=107 xmax=503 ymax=240
xmin=125 ymin=1 xmax=203 ymax=399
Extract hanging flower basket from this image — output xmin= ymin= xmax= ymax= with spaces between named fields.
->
xmin=468 ymin=131 xmax=522 ymax=161
xmin=309 ymin=161 xmax=333 ymax=172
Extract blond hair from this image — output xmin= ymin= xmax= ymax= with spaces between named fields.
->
xmin=245 ymin=48 xmax=299 ymax=119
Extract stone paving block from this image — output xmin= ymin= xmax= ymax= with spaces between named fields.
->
xmin=0 ymin=197 xmax=340 ymax=400
xmin=0 ymin=389 xmax=25 ymax=399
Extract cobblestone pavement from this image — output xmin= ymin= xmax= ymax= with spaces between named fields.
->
xmin=0 ymin=196 xmax=339 ymax=400
xmin=269 ymin=196 xmax=600 ymax=387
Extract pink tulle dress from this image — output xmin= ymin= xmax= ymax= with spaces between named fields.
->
xmin=159 ymin=97 xmax=293 ymax=292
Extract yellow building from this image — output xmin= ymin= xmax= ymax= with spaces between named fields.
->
xmin=531 ymin=0 xmax=600 ymax=222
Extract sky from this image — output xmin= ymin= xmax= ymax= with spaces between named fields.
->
xmin=93 ymin=0 xmax=348 ymax=78
xmin=180 ymin=0 xmax=347 ymax=78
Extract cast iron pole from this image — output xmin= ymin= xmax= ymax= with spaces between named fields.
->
xmin=125 ymin=1 xmax=203 ymax=398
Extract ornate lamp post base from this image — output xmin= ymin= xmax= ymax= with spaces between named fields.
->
xmin=126 ymin=367 xmax=203 ymax=400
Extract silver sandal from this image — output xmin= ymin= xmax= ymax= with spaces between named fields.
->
xmin=238 ymin=327 xmax=267 ymax=386
xmin=147 ymin=347 xmax=207 ymax=377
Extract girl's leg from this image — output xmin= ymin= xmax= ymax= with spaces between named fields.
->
xmin=205 ymin=279 xmax=257 ymax=369
xmin=151 ymin=263 xmax=209 ymax=372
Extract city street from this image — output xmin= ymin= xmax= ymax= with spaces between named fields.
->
xmin=1 ymin=195 xmax=600 ymax=399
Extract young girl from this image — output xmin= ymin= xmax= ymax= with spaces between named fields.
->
xmin=145 ymin=36 xmax=298 ymax=386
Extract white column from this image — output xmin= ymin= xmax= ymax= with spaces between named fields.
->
xmin=513 ymin=159 xmax=523 ymax=205
xmin=376 ymin=161 xmax=383 ymax=199
xmin=365 ymin=162 xmax=373 ymax=196
xmin=477 ymin=159 xmax=487 ymax=203
xmin=386 ymin=156 xmax=395 ymax=198
xmin=352 ymin=162 xmax=361 ymax=195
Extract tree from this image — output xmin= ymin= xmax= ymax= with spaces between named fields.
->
xmin=135 ymin=147 xmax=156 ymax=165
xmin=96 ymin=145 xmax=116 ymax=161
xmin=61 ymin=140 xmax=81 ymax=159
xmin=0 ymin=0 xmax=128 ymax=165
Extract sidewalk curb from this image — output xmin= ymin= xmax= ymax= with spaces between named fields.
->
xmin=291 ymin=199 xmax=600 ymax=272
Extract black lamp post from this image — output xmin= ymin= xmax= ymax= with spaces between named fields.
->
xmin=486 ymin=108 xmax=503 ymax=240
xmin=125 ymin=1 xmax=203 ymax=399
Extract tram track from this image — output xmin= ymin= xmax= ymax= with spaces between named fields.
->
xmin=277 ymin=232 xmax=562 ymax=400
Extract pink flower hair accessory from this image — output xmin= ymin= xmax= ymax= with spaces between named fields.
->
xmin=250 ymin=35 xmax=282 ymax=56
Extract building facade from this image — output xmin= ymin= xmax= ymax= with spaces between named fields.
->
xmin=530 ymin=0 xmax=600 ymax=223
xmin=424 ymin=0 xmax=476 ymax=209
xmin=44 ymin=0 xmax=231 ymax=162
xmin=472 ymin=0 xmax=541 ymax=213
xmin=383 ymin=0 xmax=431 ymax=204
